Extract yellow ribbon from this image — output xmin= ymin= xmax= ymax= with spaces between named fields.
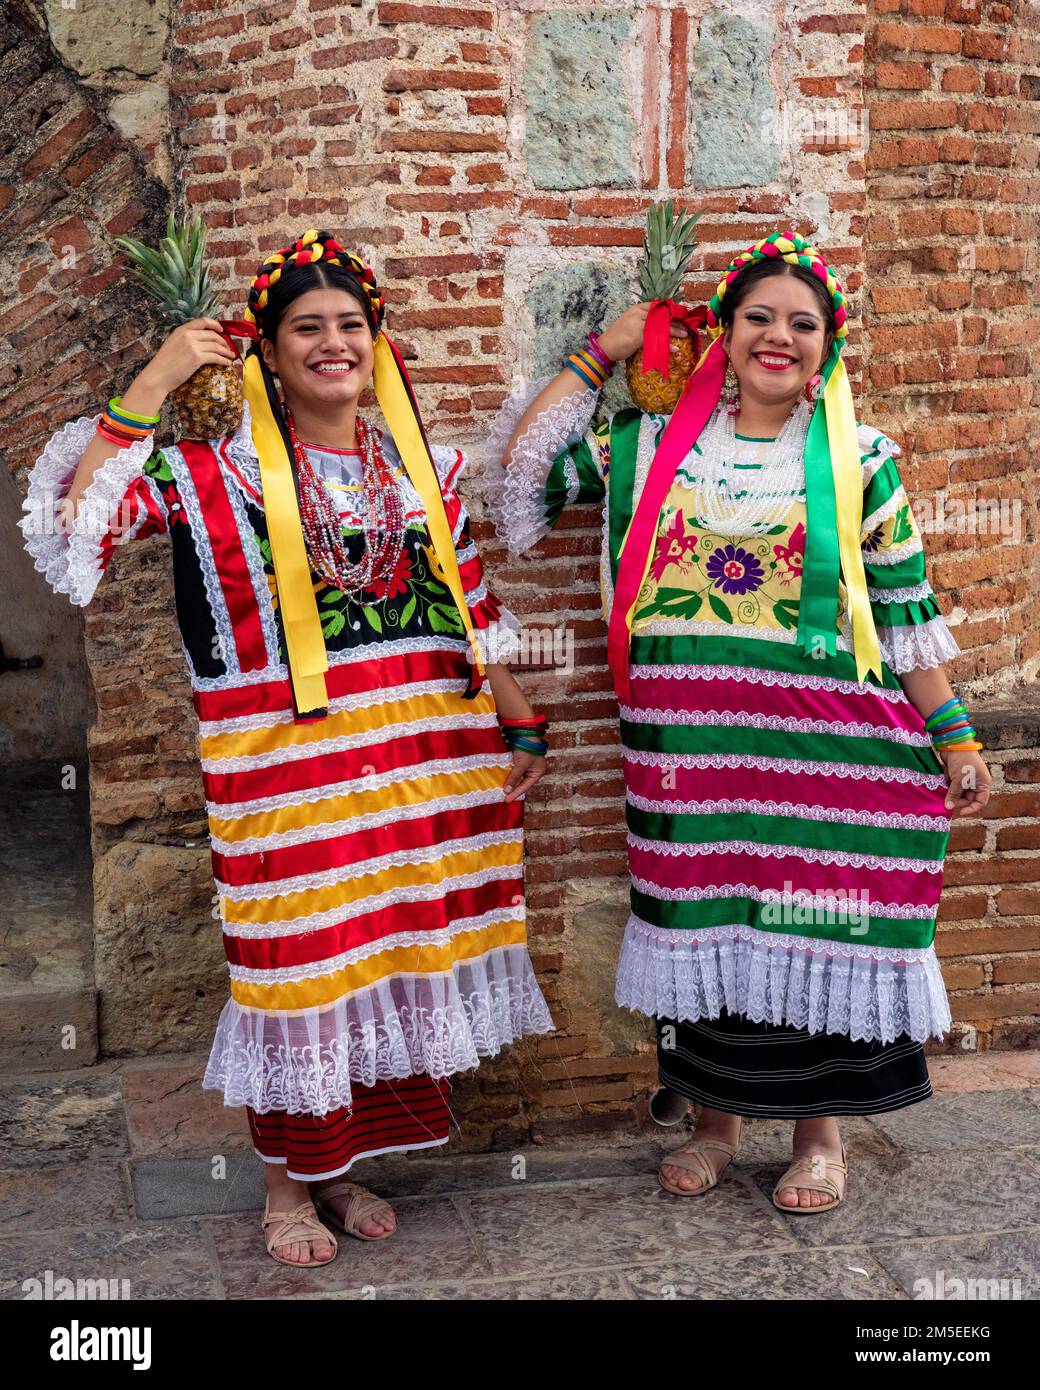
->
xmin=242 ymin=351 xmax=329 ymax=716
xmin=823 ymin=353 xmax=883 ymax=685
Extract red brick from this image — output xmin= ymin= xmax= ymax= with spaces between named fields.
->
xmin=384 ymin=68 xmax=500 ymax=91
xmin=313 ymin=38 xmax=399 ymax=68
xmin=21 ymin=109 xmax=95 ymax=181
xmin=377 ymin=2 xmax=493 ymax=28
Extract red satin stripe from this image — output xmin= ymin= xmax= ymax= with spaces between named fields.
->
xmin=192 ymin=647 xmax=470 ymax=723
xmin=179 ymin=440 xmax=269 ymax=673
xmin=213 ymin=797 xmax=520 ymax=888
xmin=202 ymin=724 xmax=505 ymax=806
xmin=224 ymin=877 xmax=522 ymax=969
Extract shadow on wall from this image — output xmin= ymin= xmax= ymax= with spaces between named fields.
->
xmin=0 ymin=463 xmax=91 ymax=764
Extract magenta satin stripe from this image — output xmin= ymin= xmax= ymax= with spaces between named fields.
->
xmin=628 ymin=672 xmax=924 ymax=737
xmin=622 ymin=759 xmax=950 ymax=820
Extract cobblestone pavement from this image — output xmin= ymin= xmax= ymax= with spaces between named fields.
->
xmin=1 ymin=1052 xmax=1038 ymax=1300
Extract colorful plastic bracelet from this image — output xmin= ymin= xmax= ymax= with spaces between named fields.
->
xmin=109 ymin=396 xmax=161 ymax=425
xmin=563 ymin=350 xmax=609 ymax=390
xmin=586 ymin=330 xmax=616 ymax=371
xmin=96 ymin=420 xmax=152 ymax=448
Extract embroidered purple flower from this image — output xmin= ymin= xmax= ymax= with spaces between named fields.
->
xmin=706 ymin=542 xmax=765 ymax=595
xmin=862 ymin=522 xmax=885 ymax=553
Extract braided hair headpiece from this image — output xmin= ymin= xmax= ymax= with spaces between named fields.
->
xmin=243 ymin=229 xmax=385 ymax=337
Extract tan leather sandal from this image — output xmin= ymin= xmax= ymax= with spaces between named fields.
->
xmin=659 ymin=1119 xmax=743 ymax=1196
xmin=261 ymin=1196 xmax=338 ymax=1266
xmin=312 ymin=1180 xmax=397 ymax=1241
xmin=772 ymin=1140 xmax=848 ymax=1214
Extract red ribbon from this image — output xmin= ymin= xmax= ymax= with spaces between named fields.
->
xmin=641 ymin=301 xmax=709 ymax=378
xmin=217 ymin=319 xmax=260 ymax=360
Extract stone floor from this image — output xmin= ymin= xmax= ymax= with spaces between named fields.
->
xmin=1 ymin=1050 xmax=1038 ymax=1300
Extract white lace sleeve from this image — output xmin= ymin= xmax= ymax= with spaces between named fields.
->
xmin=877 ymin=614 xmax=961 ymax=673
xmin=18 ymin=414 xmax=160 ymax=607
xmin=484 ymin=377 xmax=600 ymax=555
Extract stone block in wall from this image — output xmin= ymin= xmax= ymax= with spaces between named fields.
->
xmin=524 ymin=9 xmax=637 ymax=191
xmin=564 ymin=879 xmax=650 ymax=1055
xmin=44 ymin=0 xmax=169 ymax=80
xmin=689 ymin=11 xmax=779 ymax=189
xmin=93 ymin=841 xmax=226 ymax=1056
xmin=527 ymin=260 xmax=632 ymax=412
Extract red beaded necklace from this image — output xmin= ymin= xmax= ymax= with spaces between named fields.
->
xmin=284 ymin=407 xmax=405 ymax=596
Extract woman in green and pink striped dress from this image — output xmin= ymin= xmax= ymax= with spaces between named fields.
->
xmin=486 ymin=232 xmax=992 ymax=1214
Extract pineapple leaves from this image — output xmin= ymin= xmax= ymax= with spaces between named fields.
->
xmin=637 ymin=200 xmax=704 ymax=302
xmin=113 ymin=214 xmax=218 ymax=326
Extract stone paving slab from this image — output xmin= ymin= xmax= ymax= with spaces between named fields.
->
xmin=869 ymin=1089 xmax=1040 ymax=1152
xmin=870 ymin=1229 xmax=1040 ymax=1301
xmin=0 ymin=1221 xmax=219 ymax=1300
xmin=132 ymin=1154 xmax=267 ymax=1220
xmin=0 ymin=1073 xmax=127 ymax=1168
xmin=121 ymin=1060 xmax=247 ymax=1159
xmin=210 ymin=1197 xmax=481 ymax=1300
xmin=459 ymin=1172 xmax=797 ymax=1279
xmin=0 ymin=1162 xmax=130 ymax=1232
xmin=748 ymin=1150 xmax=1040 ymax=1248
xmin=620 ymin=1246 xmax=908 ymax=1301
xmin=298 ymin=1270 xmax=632 ymax=1300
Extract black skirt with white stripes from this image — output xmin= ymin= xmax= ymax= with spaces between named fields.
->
xmin=655 ymin=1008 xmax=933 ymax=1119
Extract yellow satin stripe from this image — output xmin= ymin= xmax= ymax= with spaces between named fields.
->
xmin=220 ymin=837 xmax=522 ymax=928
xmin=200 ymin=686 xmax=497 ymax=761
xmin=211 ymin=762 xmax=510 ymax=843
xmin=241 ymin=353 xmax=329 ymax=712
xmin=823 ymin=356 xmax=883 ymax=684
xmin=371 ymin=333 xmax=486 ymax=684
xmin=230 ymin=916 xmax=526 ymax=1010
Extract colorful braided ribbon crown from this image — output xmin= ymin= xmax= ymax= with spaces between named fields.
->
xmin=243 ymin=229 xmax=385 ymax=335
xmin=705 ymin=231 xmax=848 ymax=344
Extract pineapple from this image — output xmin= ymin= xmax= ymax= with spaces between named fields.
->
xmin=626 ymin=200 xmax=703 ymax=414
xmin=114 ymin=213 xmax=242 ymax=441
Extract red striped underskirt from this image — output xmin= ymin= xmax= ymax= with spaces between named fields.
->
xmin=247 ymin=1075 xmax=452 ymax=1181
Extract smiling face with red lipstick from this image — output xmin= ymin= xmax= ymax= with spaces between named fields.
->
xmin=719 ymin=263 xmax=836 ymax=433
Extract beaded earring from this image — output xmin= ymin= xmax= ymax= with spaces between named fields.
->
xmin=804 ymin=371 xmax=822 ymax=403
xmin=721 ymin=357 xmax=741 ymax=416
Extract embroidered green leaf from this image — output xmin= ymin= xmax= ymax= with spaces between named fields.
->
xmin=147 ymin=454 xmax=174 ymax=483
xmin=362 ymin=606 xmax=382 ymax=633
xmin=428 ymin=602 xmax=464 ymax=634
xmin=321 ymin=610 xmax=346 ymax=638
xmin=891 ymin=504 xmax=913 ymax=545
xmin=708 ymin=592 xmax=733 ymax=624
xmin=401 ymin=594 xmax=416 ymax=627
xmin=322 ymin=588 xmax=344 ymax=602
xmin=772 ymin=603 xmax=796 ymax=630
xmin=256 ymin=537 xmax=273 ymax=565
xmin=761 ymin=524 xmax=789 ymax=535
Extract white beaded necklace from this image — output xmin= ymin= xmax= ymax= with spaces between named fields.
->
xmin=689 ymin=397 xmax=813 ymax=537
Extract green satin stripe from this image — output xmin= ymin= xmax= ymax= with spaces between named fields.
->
xmin=796 ymin=340 xmax=842 ymax=662
xmin=626 ymin=802 xmax=949 ymax=863
xmin=545 ymin=437 xmax=603 ymax=528
xmin=630 ymin=886 xmax=936 ymax=949
xmin=869 ymin=595 xmax=941 ymax=627
xmin=629 ymin=631 xmax=904 ymax=691
xmin=862 ymin=549 xmax=927 ymax=589
xmin=607 ymin=407 xmax=652 ymax=586
xmin=862 ymin=456 xmax=902 ymax=513
xmin=620 ymin=717 xmax=942 ymax=775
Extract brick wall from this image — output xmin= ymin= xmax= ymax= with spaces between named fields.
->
xmin=2 ymin=0 xmax=1037 ymax=1142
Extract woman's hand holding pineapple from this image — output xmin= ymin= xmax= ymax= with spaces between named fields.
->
xmin=597 ymin=302 xmax=690 ymax=365
xmin=64 ymin=319 xmax=238 ymax=524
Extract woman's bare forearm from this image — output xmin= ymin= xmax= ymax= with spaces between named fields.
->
xmin=63 ymin=369 xmax=170 ymax=524
xmin=898 ymin=665 xmax=956 ymax=722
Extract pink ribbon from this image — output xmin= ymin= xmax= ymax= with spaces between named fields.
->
xmin=607 ymin=334 xmax=728 ymax=705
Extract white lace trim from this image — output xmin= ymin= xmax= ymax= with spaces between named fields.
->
xmin=484 ymin=377 xmax=600 ymax=555
xmin=469 ymin=607 xmax=524 ymax=666
xmin=625 ymin=791 xmax=950 ymax=833
xmin=224 ymin=863 xmax=524 ymax=940
xmin=863 ymin=535 xmax=923 ymax=565
xmin=619 ymin=705 xmax=931 ymax=746
xmin=164 ymin=442 xmax=239 ymax=675
xmin=203 ymin=943 xmax=554 ymax=1113
xmin=228 ymin=904 xmax=526 ymax=985
xmin=628 ymin=878 xmax=937 ymax=919
xmin=200 ymin=713 xmax=500 ymax=773
xmin=207 ymin=752 xmax=509 ymax=820
xmin=630 ymin=663 xmax=911 ymax=704
xmin=627 ymin=832 xmax=943 ymax=875
xmin=216 ymin=827 xmax=523 ymax=902
xmin=867 ymin=580 xmax=934 ymax=604
xmin=211 ymin=785 xmax=511 ymax=855
xmin=621 ymin=747 xmax=947 ymax=789
xmin=631 ymin=616 xmax=856 ymax=651
xmin=614 ymin=915 xmax=950 ymax=1043
xmin=198 ymin=678 xmax=478 ymax=738
xmin=19 ymin=415 xmax=160 ymax=606
xmin=861 ymin=486 xmax=909 ymax=537
xmin=877 ymin=615 xmax=961 ymax=673
xmin=858 ymin=428 xmax=902 ymax=483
